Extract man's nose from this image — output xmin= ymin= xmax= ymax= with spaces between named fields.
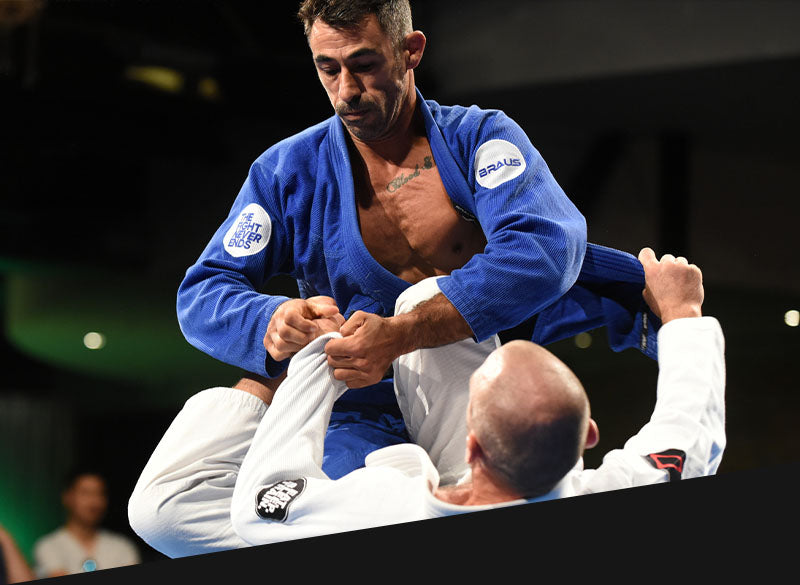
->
xmin=337 ymin=67 xmax=361 ymax=103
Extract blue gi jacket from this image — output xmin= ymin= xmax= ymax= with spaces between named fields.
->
xmin=177 ymin=89 xmax=658 ymax=382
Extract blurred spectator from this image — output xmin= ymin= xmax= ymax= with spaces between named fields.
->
xmin=33 ymin=469 xmax=140 ymax=578
xmin=0 ymin=524 xmax=34 ymax=584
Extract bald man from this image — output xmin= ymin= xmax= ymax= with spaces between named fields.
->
xmin=130 ymin=247 xmax=725 ymax=553
xmin=449 ymin=339 xmax=598 ymax=504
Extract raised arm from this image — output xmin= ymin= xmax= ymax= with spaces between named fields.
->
xmin=582 ymin=248 xmax=726 ymax=492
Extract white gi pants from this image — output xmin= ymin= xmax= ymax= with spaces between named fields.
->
xmin=392 ymin=277 xmax=501 ymax=486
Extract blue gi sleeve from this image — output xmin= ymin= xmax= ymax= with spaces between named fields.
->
xmin=436 ymin=110 xmax=587 ymax=342
xmin=176 ymin=158 xmax=294 ymax=377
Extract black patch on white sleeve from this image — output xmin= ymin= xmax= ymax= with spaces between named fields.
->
xmin=645 ymin=449 xmax=686 ymax=481
xmin=255 ymin=478 xmax=307 ymax=522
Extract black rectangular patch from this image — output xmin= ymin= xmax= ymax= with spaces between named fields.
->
xmin=255 ymin=478 xmax=307 ymax=522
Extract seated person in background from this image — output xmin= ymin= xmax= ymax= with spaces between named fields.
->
xmin=34 ymin=469 xmax=140 ymax=577
xmin=129 ymin=248 xmax=726 ymax=554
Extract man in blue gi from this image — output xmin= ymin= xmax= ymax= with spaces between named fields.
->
xmin=176 ymin=0 xmax=657 ymax=479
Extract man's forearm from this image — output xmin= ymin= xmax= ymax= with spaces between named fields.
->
xmin=388 ymin=293 xmax=473 ymax=356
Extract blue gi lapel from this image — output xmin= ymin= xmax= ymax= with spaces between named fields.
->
xmin=417 ymin=88 xmax=660 ymax=359
xmin=416 ymin=89 xmax=476 ymax=216
xmin=326 ymin=115 xmax=411 ymax=318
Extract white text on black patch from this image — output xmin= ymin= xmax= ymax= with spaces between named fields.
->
xmin=255 ymin=479 xmax=307 ymax=522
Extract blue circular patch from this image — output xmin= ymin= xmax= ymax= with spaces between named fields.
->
xmin=82 ymin=559 xmax=97 ymax=572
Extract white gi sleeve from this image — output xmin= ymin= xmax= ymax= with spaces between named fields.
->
xmin=579 ymin=316 xmax=726 ymax=493
xmin=128 ymin=387 xmax=268 ymax=558
xmin=231 ymin=334 xmax=431 ymax=546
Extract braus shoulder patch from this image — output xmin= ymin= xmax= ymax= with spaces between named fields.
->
xmin=645 ymin=449 xmax=686 ymax=482
xmin=255 ymin=478 xmax=307 ymax=522
xmin=474 ymin=139 xmax=526 ymax=189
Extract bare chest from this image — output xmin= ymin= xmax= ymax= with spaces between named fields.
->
xmin=353 ymin=147 xmax=486 ymax=284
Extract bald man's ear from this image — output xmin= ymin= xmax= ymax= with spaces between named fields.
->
xmin=465 ymin=431 xmax=482 ymax=465
xmin=585 ymin=418 xmax=599 ymax=450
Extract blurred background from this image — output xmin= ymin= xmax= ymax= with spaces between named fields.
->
xmin=1 ymin=0 xmax=798 ymax=570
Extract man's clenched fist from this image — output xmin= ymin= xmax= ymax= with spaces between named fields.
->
xmin=638 ymin=247 xmax=704 ymax=324
xmin=264 ymin=296 xmax=345 ymax=361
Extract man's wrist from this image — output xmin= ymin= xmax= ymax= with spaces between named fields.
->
xmin=386 ymin=294 xmax=472 ymax=357
xmin=386 ymin=312 xmax=419 ymax=357
xmin=660 ymin=304 xmax=702 ymax=324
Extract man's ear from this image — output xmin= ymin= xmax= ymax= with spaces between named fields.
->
xmin=585 ymin=418 xmax=599 ymax=450
xmin=404 ymin=30 xmax=426 ymax=69
xmin=465 ymin=430 xmax=482 ymax=464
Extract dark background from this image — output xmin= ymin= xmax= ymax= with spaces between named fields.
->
xmin=1 ymin=0 xmax=798 ymax=568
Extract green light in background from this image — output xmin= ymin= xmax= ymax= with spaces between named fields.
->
xmin=3 ymin=270 xmax=241 ymax=408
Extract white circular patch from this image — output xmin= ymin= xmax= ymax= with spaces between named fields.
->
xmin=223 ymin=203 xmax=272 ymax=257
xmin=474 ymin=139 xmax=527 ymax=189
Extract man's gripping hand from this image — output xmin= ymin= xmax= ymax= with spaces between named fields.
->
xmin=638 ymin=247 xmax=704 ymax=324
xmin=323 ymin=311 xmax=405 ymax=389
xmin=264 ymin=296 xmax=345 ymax=362
xmin=323 ymin=293 xmax=473 ymax=389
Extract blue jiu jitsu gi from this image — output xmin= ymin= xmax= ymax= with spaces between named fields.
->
xmin=176 ymin=89 xmax=659 ymax=477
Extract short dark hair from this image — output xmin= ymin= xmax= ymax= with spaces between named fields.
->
xmin=478 ymin=405 xmax=587 ymax=498
xmin=297 ymin=0 xmax=413 ymax=49
xmin=470 ymin=342 xmax=590 ymax=499
xmin=61 ymin=466 xmax=107 ymax=493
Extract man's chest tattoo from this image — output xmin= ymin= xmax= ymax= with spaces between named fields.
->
xmin=386 ymin=156 xmax=436 ymax=193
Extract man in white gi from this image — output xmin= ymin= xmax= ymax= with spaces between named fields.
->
xmin=129 ymin=248 xmax=726 ymax=555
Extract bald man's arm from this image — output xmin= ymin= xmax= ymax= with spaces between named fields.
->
xmin=576 ymin=249 xmax=725 ymax=493
xmin=638 ymin=247 xmax=703 ymax=323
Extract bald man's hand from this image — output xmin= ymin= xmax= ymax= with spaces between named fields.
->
xmin=638 ymin=247 xmax=704 ymax=324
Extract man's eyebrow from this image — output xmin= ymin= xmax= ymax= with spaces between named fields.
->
xmin=347 ymin=48 xmax=381 ymax=60
xmin=314 ymin=48 xmax=382 ymax=64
